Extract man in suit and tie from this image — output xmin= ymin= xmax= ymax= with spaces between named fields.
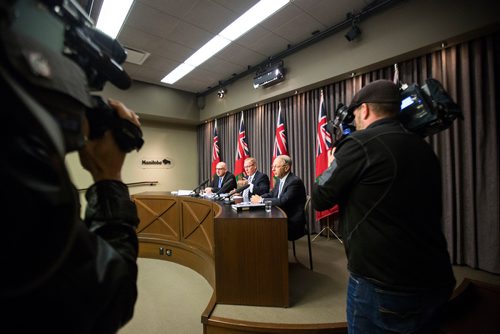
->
xmin=205 ymin=161 xmax=237 ymax=195
xmin=236 ymin=157 xmax=270 ymax=202
xmin=251 ymin=155 xmax=307 ymax=241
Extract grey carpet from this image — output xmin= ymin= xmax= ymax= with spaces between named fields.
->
xmin=118 ymin=258 xmax=212 ymax=334
xmin=119 ymin=235 xmax=500 ymax=334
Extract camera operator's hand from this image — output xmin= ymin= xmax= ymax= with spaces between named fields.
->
xmin=79 ymin=99 xmax=141 ymax=182
xmin=328 ymin=147 xmax=336 ymax=166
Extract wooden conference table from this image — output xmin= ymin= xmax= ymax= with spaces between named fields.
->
xmin=131 ymin=191 xmax=289 ymax=307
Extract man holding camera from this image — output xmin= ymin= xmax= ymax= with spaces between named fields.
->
xmin=312 ymin=80 xmax=455 ymax=333
xmin=1 ymin=1 xmax=143 ymax=333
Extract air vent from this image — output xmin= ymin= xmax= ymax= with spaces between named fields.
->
xmin=124 ymin=47 xmax=150 ymax=65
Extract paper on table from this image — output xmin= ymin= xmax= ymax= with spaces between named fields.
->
xmin=177 ymin=190 xmax=195 ymax=196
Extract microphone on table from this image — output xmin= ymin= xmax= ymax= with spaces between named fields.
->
xmin=192 ymin=179 xmax=209 ymax=196
xmin=216 ymin=184 xmax=251 ymax=202
xmin=229 ymin=184 xmax=250 ymax=196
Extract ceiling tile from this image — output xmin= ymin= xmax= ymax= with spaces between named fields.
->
xmin=108 ymin=0 xmax=386 ymax=93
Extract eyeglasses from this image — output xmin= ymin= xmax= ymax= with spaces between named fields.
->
xmin=244 ymin=164 xmax=255 ymax=168
xmin=216 ymin=168 xmax=225 ymax=170
xmin=272 ymin=165 xmax=285 ymax=169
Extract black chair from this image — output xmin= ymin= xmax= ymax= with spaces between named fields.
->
xmin=292 ymin=195 xmax=313 ymax=270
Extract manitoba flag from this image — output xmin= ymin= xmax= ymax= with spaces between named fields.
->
xmin=211 ymin=119 xmax=220 ymax=176
xmin=234 ymin=111 xmax=250 ymax=180
xmin=315 ymin=90 xmax=338 ymax=220
xmin=271 ymin=101 xmax=289 ymax=188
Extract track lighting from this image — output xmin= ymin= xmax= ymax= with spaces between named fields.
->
xmin=217 ymin=88 xmax=226 ymax=99
xmin=345 ymin=14 xmax=361 ymax=42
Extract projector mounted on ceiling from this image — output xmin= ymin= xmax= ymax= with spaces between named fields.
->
xmin=253 ymin=60 xmax=285 ymax=88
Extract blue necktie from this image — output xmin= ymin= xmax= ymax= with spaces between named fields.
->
xmin=218 ymin=177 xmax=223 ymax=188
xmin=278 ymin=181 xmax=284 ymax=198
xmin=243 ymin=175 xmax=252 ymax=202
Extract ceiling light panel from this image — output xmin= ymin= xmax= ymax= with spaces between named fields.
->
xmin=96 ymin=0 xmax=134 ymax=39
xmin=161 ymin=0 xmax=290 ymax=85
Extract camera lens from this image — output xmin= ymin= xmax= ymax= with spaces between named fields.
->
xmin=336 ymin=104 xmax=354 ymax=124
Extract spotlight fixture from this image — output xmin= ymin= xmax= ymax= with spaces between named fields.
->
xmin=253 ymin=60 xmax=285 ymax=89
xmin=345 ymin=15 xmax=361 ymax=42
xmin=217 ymin=88 xmax=226 ymax=99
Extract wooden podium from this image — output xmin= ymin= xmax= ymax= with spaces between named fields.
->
xmin=131 ymin=192 xmax=289 ymax=307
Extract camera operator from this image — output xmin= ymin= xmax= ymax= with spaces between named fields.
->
xmin=312 ymin=80 xmax=455 ymax=333
xmin=0 ymin=1 xmax=142 ymax=333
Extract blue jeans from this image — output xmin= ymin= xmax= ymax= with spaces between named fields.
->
xmin=346 ymin=273 xmax=452 ymax=334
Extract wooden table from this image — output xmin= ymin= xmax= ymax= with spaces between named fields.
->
xmin=131 ymin=192 xmax=289 ymax=307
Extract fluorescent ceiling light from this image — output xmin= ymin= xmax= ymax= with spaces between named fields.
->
xmin=220 ymin=0 xmax=289 ymax=41
xmin=161 ymin=63 xmax=195 ymax=85
xmin=185 ymin=36 xmax=231 ymax=67
xmin=96 ymin=0 xmax=134 ymax=39
xmin=161 ymin=0 xmax=290 ymax=85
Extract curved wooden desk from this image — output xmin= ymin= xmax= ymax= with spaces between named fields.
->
xmin=131 ymin=192 xmax=289 ymax=307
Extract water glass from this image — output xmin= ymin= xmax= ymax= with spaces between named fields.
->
xmin=265 ymin=200 xmax=272 ymax=213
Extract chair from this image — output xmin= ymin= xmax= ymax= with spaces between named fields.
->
xmin=292 ymin=195 xmax=313 ymax=270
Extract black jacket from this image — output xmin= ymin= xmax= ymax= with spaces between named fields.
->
xmin=312 ymin=118 xmax=455 ymax=290
xmin=261 ymin=173 xmax=306 ymax=241
xmin=210 ymin=171 xmax=237 ymax=194
xmin=246 ymin=170 xmax=270 ymax=196
xmin=1 ymin=67 xmax=139 ymax=333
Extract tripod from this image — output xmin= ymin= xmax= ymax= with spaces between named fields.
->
xmin=312 ymin=212 xmax=343 ymax=244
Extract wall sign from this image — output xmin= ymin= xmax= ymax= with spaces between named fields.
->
xmin=140 ymin=157 xmax=175 ymax=169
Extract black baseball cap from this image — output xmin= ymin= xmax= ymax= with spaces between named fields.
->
xmin=348 ymin=80 xmax=400 ymax=112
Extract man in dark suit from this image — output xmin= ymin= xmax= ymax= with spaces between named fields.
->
xmin=251 ymin=155 xmax=306 ymax=241
xmin=236 ymin=157 xmax=270 ymax=202
xmin=206 ymin=161 xmax=236 ymax=195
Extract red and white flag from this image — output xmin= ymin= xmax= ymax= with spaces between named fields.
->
xmin=271 ymin=101 xmax=289 ymax=188
xmin=315 ymin=90 xmax=338 ymax=220
xmin=211 ymin=119 xmax=220 ymax=176
xmin=234 ymin=111 xmax=250 ymax=180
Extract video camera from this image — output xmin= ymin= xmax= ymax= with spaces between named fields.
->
xmin=0 ymin=0 xmax=143 ymax=153
xmin=327 ymin=78 xmax=462 ymax=146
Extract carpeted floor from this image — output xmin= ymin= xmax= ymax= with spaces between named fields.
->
xmin=118 ymin=256 xmax=212 ymax=334
xmin=119 ymin=235 xmax=500 ymax=334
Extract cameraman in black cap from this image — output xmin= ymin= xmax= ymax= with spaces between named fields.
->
xmin=312 ymin=80 xmax=455 ymax=333
xmin=1 ymin=1 xmax=143 ymax=333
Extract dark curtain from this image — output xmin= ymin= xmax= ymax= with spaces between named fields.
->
xmin=197 ymin=33 xmax=500 ymax=274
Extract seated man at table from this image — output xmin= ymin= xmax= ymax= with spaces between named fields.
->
xmin=205 ymin=161 xmax=237 ymax=195
xmin=236 ymin=157 xmax=270 ymax=202
xmin=251 ymin=155 xmax=306 ymax=241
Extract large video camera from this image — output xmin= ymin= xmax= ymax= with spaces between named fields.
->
xmin=328 ymin=78 xmax=462 ymax=146
xmin=0 ymin=0 xmax=143 ymax=153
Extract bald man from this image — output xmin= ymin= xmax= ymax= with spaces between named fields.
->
xmin=205 ymin=161 xmax=236 ymax=195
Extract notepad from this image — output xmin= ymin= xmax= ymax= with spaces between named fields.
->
xmin=231 ymin=202 xmax=266 ymax=212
